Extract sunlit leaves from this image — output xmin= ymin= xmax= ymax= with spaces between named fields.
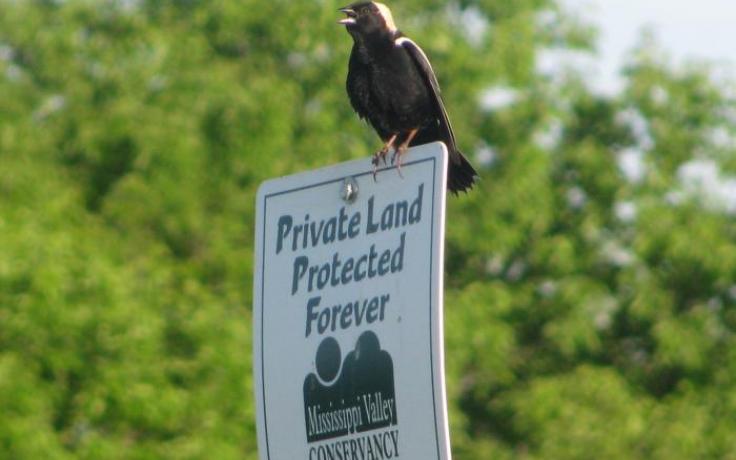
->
xmin=0 ymin=0 xmax=735 ymax=458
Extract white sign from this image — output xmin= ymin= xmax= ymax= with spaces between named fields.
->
xmin=253 ymin=143 xmax=451 ymax=460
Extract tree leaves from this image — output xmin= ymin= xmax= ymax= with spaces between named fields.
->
xmin=0 ymin=0 xmax=734 ymax=458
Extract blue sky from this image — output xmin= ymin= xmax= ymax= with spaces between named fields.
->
xmin=562 ymin=0 xmax=736 ymax=93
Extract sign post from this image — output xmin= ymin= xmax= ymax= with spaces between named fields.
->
xmin=253 ymin=143 xmax=451 ymax=459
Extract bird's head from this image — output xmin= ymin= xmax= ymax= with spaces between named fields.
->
xmin=338 ymin=2 xmax=398 ymax=37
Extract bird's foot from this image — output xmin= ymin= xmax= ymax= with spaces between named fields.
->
xmin=393 ymin=144 xmax=408 ymax=178
xmin=372 ymin=134 xmax=400 ymax=181
xmin=390 ymin=129 xmax=417 ymax=179
xmin=371 ymin=147 xmax=389 ymax=182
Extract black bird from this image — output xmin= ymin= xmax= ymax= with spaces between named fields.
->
xmin=339 ymin=1 xmax=478 ymax=193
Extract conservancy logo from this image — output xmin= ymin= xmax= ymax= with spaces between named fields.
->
xmin=303 ymin=331 xmax=400 ymax=459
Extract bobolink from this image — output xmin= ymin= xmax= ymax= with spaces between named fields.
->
xmin=339 ymin=1 xmax=478 ymax=193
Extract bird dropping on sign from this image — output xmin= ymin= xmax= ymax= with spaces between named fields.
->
xmin=253 ymin=143 xmax=452 ymax=459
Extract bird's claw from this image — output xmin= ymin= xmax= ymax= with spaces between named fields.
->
xmin=372 ymin=148 xmax=390 ymax=182
xmin=373 ymin=138 xmax=408 ymax=181
xmin=393 ymin=146 xmax=407 ymax=178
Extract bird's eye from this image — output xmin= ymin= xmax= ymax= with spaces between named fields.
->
xmin=361 ymin=7 xmax=370 ymax=14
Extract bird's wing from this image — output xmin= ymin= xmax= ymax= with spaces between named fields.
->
xmin=395 ymin=36 xmax=457 ymax=151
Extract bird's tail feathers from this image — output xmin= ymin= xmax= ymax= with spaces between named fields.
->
xmin=447 ymin=149 xmax=478 ymax=194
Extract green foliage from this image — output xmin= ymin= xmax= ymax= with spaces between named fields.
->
xmin=1 ymin=0 xmax=735 ymax=458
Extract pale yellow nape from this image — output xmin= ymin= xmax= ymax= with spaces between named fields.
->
xmin=373 ymin=2 xmax=398 ymax=32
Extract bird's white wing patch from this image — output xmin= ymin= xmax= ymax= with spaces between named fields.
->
xmin=395 ymin=38 xmax=434 ymax=73
xmin=395 ymin=37 xmax=440 ymax=92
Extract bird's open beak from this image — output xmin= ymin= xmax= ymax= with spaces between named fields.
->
xmin=338 ymin=7 xmax=357 ymax=25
